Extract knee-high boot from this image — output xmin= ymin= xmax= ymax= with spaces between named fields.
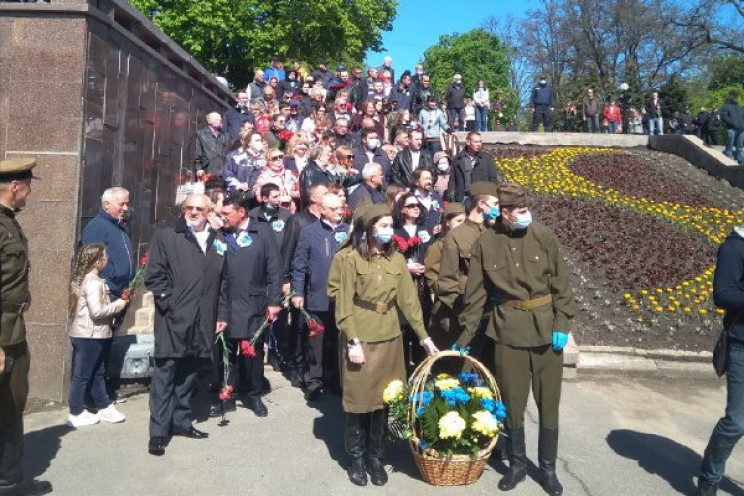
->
xmin=0 ymin=419 xmax=23 ymax=487
xmin=366 ymin=409 xmax=389 ymax=486
xmin=538 ymin=427 xmax=563 ymax=496
xmin=498 ymin=426 xmax=528 ymax=491
xmin=344 ymin=413 xmax=367 ymax=486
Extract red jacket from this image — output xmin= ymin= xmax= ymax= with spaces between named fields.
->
xmin=604 ymin=105 xmax=622 ymax=123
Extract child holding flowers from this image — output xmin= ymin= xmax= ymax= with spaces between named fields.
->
xmin=66 ymin=244 xmax=129 ymax=428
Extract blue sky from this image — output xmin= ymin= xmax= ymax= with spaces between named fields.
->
xmin=365 ymin=0 xmax=535 ymax=73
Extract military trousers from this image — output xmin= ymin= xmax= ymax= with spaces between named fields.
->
xmin=0 ymin=342 xmax=28 ymax=486
xmin=493 ymin=342 xmax=562 ymax=430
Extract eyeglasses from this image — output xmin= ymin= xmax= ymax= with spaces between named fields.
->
xmin=271 ymin=155 xmax=284 ymax=160
xmin=184 ymin=206 xmax=207 ymax=212
xmin=325 ymin=206 xmax=344 ymax=212
xmin=403 ymin=204 xmax=420 ymax=209
xmin=345 ymin=154 xmax=354 ymax=159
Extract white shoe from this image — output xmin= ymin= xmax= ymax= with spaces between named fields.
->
xmin=66 ymin=410 xmax=100 ymax=428
xmin=98 ymin=405 xmax=126 ymax=423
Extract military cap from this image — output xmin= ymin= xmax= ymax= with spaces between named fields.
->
xmin=442 ymin=202 xmax=465 ymax=218
xmin=497 ymin=183 xmax=530 ymax=208
xmin=0 ymin=156 xmax=38 ymax=182
xmin=353 ymin=198 xmax=373 ymax=219
xmin=468 ymin=181 xmax=499 ymax=198
xmin=361 ymin=204 xmax=391 ymax=224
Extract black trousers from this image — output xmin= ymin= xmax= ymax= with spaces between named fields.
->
xmin=303 ymin=310 xmax=339 ymax=389
xmin=227 ymin=335 xmax=265 ymax=399
xmin=532 ymin=105 xmax=552 ymax=132
xmin=0 ymin=342 xmax=28 ymax=487
xmin=149 ymin=356 xmax=200 ymax=438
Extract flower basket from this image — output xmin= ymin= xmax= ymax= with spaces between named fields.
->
xmin=407 ymin=350 xmax=502 ymax=486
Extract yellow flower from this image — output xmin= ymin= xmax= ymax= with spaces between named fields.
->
xmin=438 ymin=412 xmax=467 ymax=440
xmin=467 ymin=387 xmax=493 ymax=399
xmin=435 ymin=378 xmax=461 ymax=391
xmin=471 ymin=410 xmax=500 ymax=437
xmin=382 ymin=380 xmax=404 ymax=403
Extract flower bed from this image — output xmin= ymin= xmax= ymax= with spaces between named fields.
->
xmin=486 ymin=145 xmax=744 ymax=350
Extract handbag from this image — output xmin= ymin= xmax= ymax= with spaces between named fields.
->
xmin=713 ymin=309 xmax=743 ymax=377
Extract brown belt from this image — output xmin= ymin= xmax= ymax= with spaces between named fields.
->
xmin=502 ymin=294 xmax=552 ymax=311
xmin=1 ymin=301 xmax=28 ymax=313
xmin=353 ymin=297 xmax=396 ymax=314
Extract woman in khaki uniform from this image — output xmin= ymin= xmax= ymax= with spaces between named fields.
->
xmin=335 ymin=204 xmax=439 ymax=487
xmin=423 ymin=202 xmax=466 ymax=348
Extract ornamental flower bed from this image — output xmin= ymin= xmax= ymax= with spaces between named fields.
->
xmin=486 ymin=145 xmax=744 ymax=351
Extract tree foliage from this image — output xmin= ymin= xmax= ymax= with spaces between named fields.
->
xmin=421 ymin=29 xmax=517 ymax=120
xmin=128 ymin=0 xmax=398 ymax=89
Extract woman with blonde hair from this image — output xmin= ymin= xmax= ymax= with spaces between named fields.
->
xmin=67 ymin=244 xmax=130 ymax=428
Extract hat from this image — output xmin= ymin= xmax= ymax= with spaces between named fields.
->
xmin=442 ymin=202 xmax=465 ymax=217
xmin=0 ymin=156 xmax=38 ymax=182
xmin=497 ymin=183 xmax=529 ymax=208
xmin=353 ymin=197 xmax=374 ymax=214
xmin=468 ymin=181 xmax=499 ymax=198
xmin=433 ymin=151 xmax=449 ymax=165
xmin=361 ymin=204 xmax=391 ymax=224
xmin=336 ymin=65 xmax=346 ymax=72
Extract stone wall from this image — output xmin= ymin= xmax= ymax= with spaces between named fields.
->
xmin=0 ymin=0 xmax=232 ymax=400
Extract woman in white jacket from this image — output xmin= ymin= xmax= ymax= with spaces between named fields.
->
xmin=474 ymin=80 xmax=491 ymax=132
xmin=67 ymin=244 xmax=129 ymax=428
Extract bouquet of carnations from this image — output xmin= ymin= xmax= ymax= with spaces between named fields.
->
xmin=383 ymin=350 xmax=505 ymax=485
xmin=122 ymin=252 xmax=148 ymax=299
xmin=285 ymin=290 xmax=326 ymax=338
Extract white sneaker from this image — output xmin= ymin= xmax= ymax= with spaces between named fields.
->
xmin=66 ymin=410 xmax=100 ymax=428
xmin=98 ymin=405 xmax=126 ymax=424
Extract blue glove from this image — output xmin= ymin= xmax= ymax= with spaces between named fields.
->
xmin=552 ymin=332 xmax=568 ymax=352
xmin=451 ymin=344 xmax=470 ymax=356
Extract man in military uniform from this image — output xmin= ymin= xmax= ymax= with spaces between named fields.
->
xmin=456 ymin=184 xmax=575 ymax=496
xmin=435 ymin=181 xmax=500 ymax=348
xmin=0 ymin=156 xmax=52 ymax=496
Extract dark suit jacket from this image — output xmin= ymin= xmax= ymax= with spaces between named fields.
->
xmin=387 ymin=148 xmax=433 ymax=187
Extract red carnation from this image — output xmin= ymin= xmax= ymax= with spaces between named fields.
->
xmin=443 ymin=201 xmax=450 ymax=207
xmin=408 ymin=236 xmax=423 ymax=246
xmin=140 ymin=252 xmax=149 ymax=265
xmin=279 ymin=130 xmax=294 ymax=141
xmin=392 ymin=234 xmax=409 ymax=253
xmin=348 ymin=169 xmax=358 ymax=176
xmin=308 ymin=320 xmax=326 ymax=338
xmin=226 ymin=385 xmax=234 ymax=393
xmin=240 ymin=340 xmax=256 ymax=357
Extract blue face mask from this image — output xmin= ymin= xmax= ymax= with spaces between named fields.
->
xmin=374 ymin=228 xmax=394 ymax=244
xmin=483 ymin=206 xmax=500 ymax=221
xmin=513 ymin=211 xmax=533 ymax=230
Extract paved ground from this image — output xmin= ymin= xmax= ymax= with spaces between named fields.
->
xmin=22 ymin=370 xmax=744 ymax=496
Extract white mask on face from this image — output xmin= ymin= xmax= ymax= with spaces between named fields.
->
xmin=437 ymin=160 xmax=449 ymax=172
xmin=367 ymin=138 xmax=380 ymax=150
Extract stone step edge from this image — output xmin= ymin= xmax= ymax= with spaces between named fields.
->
xmin=578 ymin=345 xmax=712 ymax=361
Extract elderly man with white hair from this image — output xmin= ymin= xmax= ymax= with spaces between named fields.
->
xmin=81 ymin=187 xmax=134 ymax=300
xmin=144 ymin=193 xmax=227 ymax=457
xmin=194 ymin=112 xmax=229 ymax=181
xmin=347 ymin=162 xmax=384 ymax=210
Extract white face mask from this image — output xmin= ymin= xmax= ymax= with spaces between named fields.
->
xmin=437 ymin=160 xmax=449 ymax=172
xmin=367 ymin=138 xmax=380 ymax=150
xmin=513 ymin=211 xmax=533 ymax=230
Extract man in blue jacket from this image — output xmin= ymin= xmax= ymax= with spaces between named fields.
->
xmin=530 ymin=77 xmax=556 ymax=132
xmin=81 ymin=187 xmax=134 ymax=300
xmin=697 ymin=226 xmax=744 ymax=495
xmin=291 ymin=193 xmax=348 ymax=400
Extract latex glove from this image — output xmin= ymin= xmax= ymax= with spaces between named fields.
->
xmin=420 ymin=337 xmax=439 ymax=357
xmin=347 ymin=343 xmax=365 ymax=364
xmin=215 ymin=321 xmax=228 ymax=334
xmin=552 ymin=331 xmax=568 ymax=352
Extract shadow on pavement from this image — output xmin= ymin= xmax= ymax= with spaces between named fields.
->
xmin=23 ymin=425 xmax=70 ymax=480
xmin=607 ymin=429 xmax=744 ymax=496
xmin=308 ymin=395 xmax=346 ymax=469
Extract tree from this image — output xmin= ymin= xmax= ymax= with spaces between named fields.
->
xmin=128 ymin=0 xmax=398 ymax=89
xmin=421 ymin=29 xmax=516 ymax=120
xmin=675 ymin=0 xmax=744 ymax=56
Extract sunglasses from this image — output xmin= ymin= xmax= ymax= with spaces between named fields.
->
xmin=184 ymin=206 xmax=207 ymax=212
xmin=271 ymin=155 xmax=284 ymax=160
xmin=345 ymin=154 xmax=354 ymax=159
xmin=403 ymin=204 xmax=420 ymax=209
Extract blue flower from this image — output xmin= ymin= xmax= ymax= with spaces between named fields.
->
xmin=416 ymin=406 xmax=426 ymax=417
xmin=459 ymin=372 xmax=482 ymax=387
xmin=420 ymin=439 xmax=429 ymax=449
xmin=441 ymin=387 xmax=471 ymax=407
xmin=408 ymin=391 xmax=433 ymax=406
xmin=481 ymin=399 xmax=508 ymax=420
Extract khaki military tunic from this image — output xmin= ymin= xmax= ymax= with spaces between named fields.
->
xmin=435 ymin=218 xmax=486 ymax=311
xmin=0 ymin=203 xmax=31 ymax=425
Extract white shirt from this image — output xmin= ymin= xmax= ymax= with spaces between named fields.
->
xmin=190 ymin=226 xmax=211 ymax=254
xmin=411 ymin=150 xmax=421 ymax=171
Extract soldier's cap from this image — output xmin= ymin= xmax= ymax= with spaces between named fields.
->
xmin=497 ymin=183 xmax=530 ymax=208
xmin=353 ymin=196 xmax=374 ymax=214
xmin=442 ymin=202 xmax=465 ymax=217
xmin=361 ymin=204 xmax=391 ymax=224
xmin=0 ymin=156 xmax=39 ymax=182
xmin=468 ymin=181 xmax=499 ymax=198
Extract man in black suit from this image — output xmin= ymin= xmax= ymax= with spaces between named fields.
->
xmin=387 ymin=129 xmax=432 ymax=187
xmin=216 ymin=193 xmax=283 ymax=417
xmin=145 ymin=194 xmax=226 ymax=456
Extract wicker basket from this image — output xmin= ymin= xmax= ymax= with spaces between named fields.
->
xmin=407 ymin=350 xmax=502 ymax=486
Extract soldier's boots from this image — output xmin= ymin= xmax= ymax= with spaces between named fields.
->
xmin=538 ymin=427 xmax=563 ymax=496
xmin=366 ymin=409 xmax=389 ymax=486
xmin=498 ymin=427 xmax=528 ymax=491
xmin=697 ymin=479 xmax=718 ymax=496
xmin=345 ymin=413 xmax=368 ymax=486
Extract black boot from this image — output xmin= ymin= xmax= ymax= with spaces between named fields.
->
xmin=538 ymin=427 xmax=563 ymax=496
xmin=498 ymin=427 xmax=528 ymax=491
xmin=345 ymin=413 xmax=367 ymax=486
xmin=697 ymin=478 xmax=718 ymax=496
xmin=366 ymin=409 xmax=389 ymax=486
xmin=0 ymin=420 xmax=52 ymax=495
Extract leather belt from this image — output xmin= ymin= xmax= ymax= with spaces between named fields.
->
xmin=1 ymin=301 xmax=28 ymax=313
xmin=502 ymin=294 xmax=552 ymax=311
xmin=353 ymin=297 xmax=396 ymax=314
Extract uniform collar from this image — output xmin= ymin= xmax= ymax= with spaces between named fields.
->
xmin=0 ymin=202 xmax=16 ymax=218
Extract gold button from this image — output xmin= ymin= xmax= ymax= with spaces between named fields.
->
xmin=515 ymin=263 xmax=519 ymax=267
